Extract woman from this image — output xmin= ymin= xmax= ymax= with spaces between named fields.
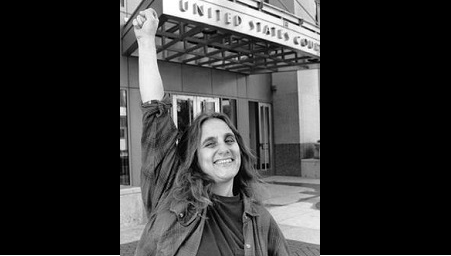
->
xmin=132 ymin=8 xmax=290 ymax=256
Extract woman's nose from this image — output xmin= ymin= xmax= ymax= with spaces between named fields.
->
xmin=217 ymin=143 xmax=231 ymax=156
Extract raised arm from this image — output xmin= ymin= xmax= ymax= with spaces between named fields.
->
xmin=133 ymin=8 xmax=179 ymax=216
xmin=133 ymin=8 xmax=164 ymax=102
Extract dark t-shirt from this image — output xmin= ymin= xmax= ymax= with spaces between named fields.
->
xmin=196 ymin=194 xmax=244 ymax=256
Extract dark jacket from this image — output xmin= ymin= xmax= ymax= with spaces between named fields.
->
xmin=135 ymin=95 xmax=290 ymax=256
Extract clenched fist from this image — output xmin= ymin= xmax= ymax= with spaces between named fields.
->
xmin=133 ymin=8 xmax=159 ymax=44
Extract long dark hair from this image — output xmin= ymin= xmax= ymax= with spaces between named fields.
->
xmin=171 ymin=112 xmax=264 ymax=210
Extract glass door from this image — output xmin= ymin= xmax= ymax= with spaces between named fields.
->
xmin=248 ymin=102 xmax=273 ymax=174
xmin=258 ymin=103 xmax=272 ymax=172
xmin=172 ymin=95 xmax=195 ymax=134
xmin=196 ymin=96 xmax=220 ymax=116
xmin=120 ymin=89 xmax=130 ymax=185
xmin=172 ymin=95 xmax=220 ymax=133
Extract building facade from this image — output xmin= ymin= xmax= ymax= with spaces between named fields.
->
xmin=120 ymin=0 xmax=320 ymax=187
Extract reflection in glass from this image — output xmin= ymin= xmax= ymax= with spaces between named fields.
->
xmin=201 ymin=100 xmax=216 ymax=114
xmin=221 ymin=98 xmax=237 ymax=128
xmin=260 ymin=106 xmax=270 ymax=169
xmin=177 ymin=98 xmax=194 ymax=134
xmin=264 ymin=106 xmax=270 ymax=169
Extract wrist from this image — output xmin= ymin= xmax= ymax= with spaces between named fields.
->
xmin=137 ymin=37 xmax=156 ymax=48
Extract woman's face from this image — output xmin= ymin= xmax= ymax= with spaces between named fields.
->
xmin=197 ymin=118 xmax=241 ymax=184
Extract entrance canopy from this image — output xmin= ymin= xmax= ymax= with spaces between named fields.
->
xmin=121 ymin=0 xmax=320 ymax=74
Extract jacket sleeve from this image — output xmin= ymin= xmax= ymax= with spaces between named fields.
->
xmin=140 ymin=94 xmax=179 ymax=217
xmin=267 ymin=215 xmax=290 ymax=256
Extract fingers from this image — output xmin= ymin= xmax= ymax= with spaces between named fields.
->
xmin=140 ymin=8 xmax=158 ymax=20
xmin=150 ymin=9 xmax=158 ymax=19
xmin=151 ymin=9 xmax=158 ymax=19
xmin=132 ymin=13 xmax=147 ymax=29
xmin=132 ymin=19 xmax=139 ymax=28
xmin=132 ymin=8 xmax=158 ymax=32
xmin=136 ymin=14 xmax=146 ymax=26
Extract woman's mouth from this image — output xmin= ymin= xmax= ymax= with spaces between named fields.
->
xmin=214 ymin=158 xmax=234 ymax=165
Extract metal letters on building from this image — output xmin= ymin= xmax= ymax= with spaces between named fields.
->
xmin=173 ymin=0 xmax=320 ymax=57
xmin=121 ymin=0 xmax=320 ymax=74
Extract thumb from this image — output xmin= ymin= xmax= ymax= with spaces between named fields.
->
xmin=132 ymin=19 xmax=140 ymax=29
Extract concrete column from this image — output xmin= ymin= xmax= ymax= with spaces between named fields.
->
xmin=297 ymin=69 xmax=320 ymax=158
xmin=128 ymin=88 xmax=143 ymax=187
xmin=272 ymin=68 xmax=320 ymax=176
xmin=237 ymin=98 xmax=250 ymax=149
xmin=272 ymin=71 xmax=302 ymax=176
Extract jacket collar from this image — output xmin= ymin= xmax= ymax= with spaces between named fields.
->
xmin=243 ymin=194 xmax=261 ymax=217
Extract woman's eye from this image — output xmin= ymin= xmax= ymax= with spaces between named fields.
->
xmin=226 ymin=138 xmax=235 ymax=143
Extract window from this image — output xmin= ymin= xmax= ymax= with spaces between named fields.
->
xmin=315 ymin=0 xmax=320 ymax=26
xmin=175 ymin=96 xmax=194 ymax=135
xmin=120 ymin=89 xmax=130 ymax=185
xmin=221 ymin=98 xmax=237 ymax=128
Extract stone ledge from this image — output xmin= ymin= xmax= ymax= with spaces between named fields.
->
xmin=120 ymin=186 xmax=141 ymax=195
xmin=301 ymin=159 xmax=320 ymax=163
xmin=301 ymin=159 xmax=320 ymax=179
xmin=120 ymin=186 xmax=145 ymax=229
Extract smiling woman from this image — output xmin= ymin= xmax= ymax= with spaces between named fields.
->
xmin=173 ymin=112 xmax=256 ymax=208
xmin=133 ymin=7 xmax=290 ymax=256
xmin=197 ymin=119 xmax=241 ymax=194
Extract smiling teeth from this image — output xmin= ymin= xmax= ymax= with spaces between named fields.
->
xmin=215 ymin=159 xmax=232 ymax=164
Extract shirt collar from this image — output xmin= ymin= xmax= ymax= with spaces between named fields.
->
xmin=169 ymin=192 xmax=261 ymax=217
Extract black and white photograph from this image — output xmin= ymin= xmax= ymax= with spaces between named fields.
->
xmin=5 ymin=1 xmax=451 ymax=255
xmin=120 ymin=0 xmax=320 ymax=255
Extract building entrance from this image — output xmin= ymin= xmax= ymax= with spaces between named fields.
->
xmin=172 ymin=95 xmax=220 ymax=133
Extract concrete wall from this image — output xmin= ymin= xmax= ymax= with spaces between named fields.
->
xmin=129 ymin=89 xmax=142 ymax=186
xmin=246 ymin=74 xmax=272 ymax=102
xmin=297 ymin=69 xmax=320 ymax=144
xmin=271 ymin=68 xmax=320 ymax=176
xmin=237 ymin=75 xmax=249 ymax=145
xmin=297 ymin=69 xmax=320 ymax=159
xmin=268 ymin=0 xmax=317 ymax=24
xmin=212 ymin=69 xmax=238 ymax=97
xmin=272 ymin=71 xmax=300 ymax=144
xmin=120 ymin=187 xmax=145 ymax=229
xmin=272 ymin=71 xmax=302 ymax=176
xmin=182 ymin=65 xmax=213 ymax=94
xmin=301 ymin=159 xmax=320 ymax=178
